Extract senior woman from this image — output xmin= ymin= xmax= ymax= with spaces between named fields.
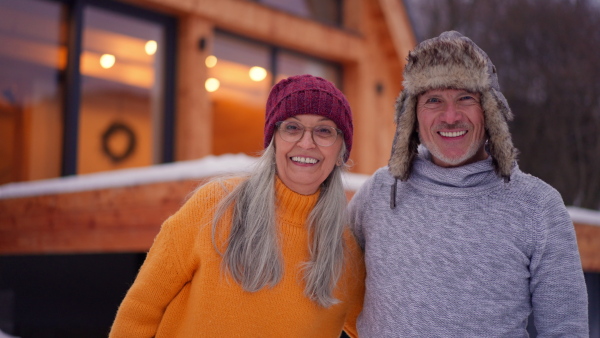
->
xmin=109 ymin=74 xmax=365 ymax=338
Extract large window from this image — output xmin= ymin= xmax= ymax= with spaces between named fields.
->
xmin=207 ymin=31 xmax=342 ymax=155
xmin=0 ymin=0 xmax=176 ymax=183
xmin=0 ymin=0 xmax=66 ymax=184
xmin=77 ymin=4 xmax=173 ymax=175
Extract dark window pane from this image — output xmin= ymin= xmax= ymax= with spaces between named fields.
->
xmin=0 ymin=0 xmax=66 ymax=183
xmin=208 ymin=33 xmax=272 ymax=155
xmin=277 ymin=50 xmax=341 ymax=88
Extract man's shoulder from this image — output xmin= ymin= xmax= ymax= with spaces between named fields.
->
xmin=351 ymin=167 xmax=394 ymax=202
xmin=372 ymin=166 xmax=393 ymax=178
xmin=511 ymin=168 xmax=562 ymax=202
xmin=512 ymin=168 xmax=556 ymax=190
xmin=367 ymin=167 xmax=398 ymax=187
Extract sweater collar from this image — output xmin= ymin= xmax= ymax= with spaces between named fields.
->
xmin=275 ymin=177 xmax=319 ymax=227
xmin=408 ymin=147 xmax=506 ymax=196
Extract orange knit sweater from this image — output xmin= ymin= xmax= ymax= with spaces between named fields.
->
xmin=109 ymin=178 xmax=365 ymax=338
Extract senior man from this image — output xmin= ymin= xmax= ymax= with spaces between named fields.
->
xmin=349 ymin=31 xmax=588 ymax=337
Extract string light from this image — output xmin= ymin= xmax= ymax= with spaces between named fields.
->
xmin=205 ymin=55 xmax=217 ymax=68
xmin=100 ymin=54 xmax=116 ymax=69
xmin=249 ymin=66 xmax=267 ymax=81
xmin=205 ymin=78 xmax=220 ymax=92
xmin=145 ymin=40 xmax=157 ymax=55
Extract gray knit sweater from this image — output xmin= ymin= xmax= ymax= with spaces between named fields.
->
xmin=348 ymin=152 xmax=588 ymax=337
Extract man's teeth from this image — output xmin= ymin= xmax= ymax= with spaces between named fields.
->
xmin=291 ymin=156 xmax=318 ymax=164
xmin=439 ymin=130 xmax=467 ymax=137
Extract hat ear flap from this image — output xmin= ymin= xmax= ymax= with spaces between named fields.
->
xmin=389 ymin=90 xmax=419 ymax=181
xmin=491 ymin=89 xmax=513 ymax=122
xmin=394 ymin=90 xmax=409 ymax=123
xmin=482 ymin=89 xmax=517 ymax=180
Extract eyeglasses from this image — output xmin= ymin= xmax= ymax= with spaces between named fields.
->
xmin=276 ymin=121 xmax=342 ymax=147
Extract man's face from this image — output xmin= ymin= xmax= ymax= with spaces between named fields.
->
xmin=416 ymin=88 xmax=488 ymax=167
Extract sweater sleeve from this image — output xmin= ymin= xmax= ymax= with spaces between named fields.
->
xmin=109 ymin=186 xmax=209 ymax=338
xmin=529 ymin=188 xmax=589 ymax=337
xmin=348 ymin=173 xmax=377 ymax=249
xmin=341 ymin=229 xmax=366 ymax=338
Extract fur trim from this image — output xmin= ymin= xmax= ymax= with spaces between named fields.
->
xmin=389 ymin=31 xmax=517 ymax=181
xmin=389 ymin=90 xmax=418 ymax=180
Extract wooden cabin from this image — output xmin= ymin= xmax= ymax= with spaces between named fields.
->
xmin=0 ymin=0 xmax=416 ymax=253
xmin=0 ymin=0 xmax=415 ymax=335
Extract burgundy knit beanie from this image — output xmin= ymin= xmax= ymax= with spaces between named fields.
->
xmin=264 ymin=74 xmax=353 ymax=162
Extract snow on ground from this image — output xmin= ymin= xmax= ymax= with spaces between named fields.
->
xmin=0 ymin=153 xmax=598 ymax=226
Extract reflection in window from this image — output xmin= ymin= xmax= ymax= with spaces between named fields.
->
xmin=277 ymin=50 xmax=341 ymax=87
xmin=0 ymin=0 xmax=66 ymax=183
xmin=208 ymin=33 xmax=272 ymax=155
xmin=78 ymin=6 xmax=166 ymax=174
xmin=207 ymin=32 xmax=342 ymax=156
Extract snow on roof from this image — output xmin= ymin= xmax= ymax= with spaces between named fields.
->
xmin=1 ymin=153 xmax=598 ymax=226
xmin=0 ymin=153 xmax=370 ymax=200
xmin=567 ymin=207 xmax=600 ymax=226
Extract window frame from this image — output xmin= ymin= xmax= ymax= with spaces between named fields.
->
xmin=53 ymin=0 xmax=177 ymax=176
xmin=214 ymin=29 xmax=343 ymax=89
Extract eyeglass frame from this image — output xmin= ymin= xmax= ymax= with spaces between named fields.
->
xmin=275 ymin=120 xmax=343 ymax=147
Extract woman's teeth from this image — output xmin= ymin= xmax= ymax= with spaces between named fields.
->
xmin=291 ymin=156 xmax=318 ymax=164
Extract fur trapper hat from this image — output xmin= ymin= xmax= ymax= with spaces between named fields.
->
xmin=390 ymin=30 xmax=516 ymax=181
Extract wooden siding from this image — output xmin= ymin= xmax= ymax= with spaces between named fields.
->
xmin=1 ymin=182 xmax=600 ymax=273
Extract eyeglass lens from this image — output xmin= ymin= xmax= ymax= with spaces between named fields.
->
xmin=278 ymin=121 xmax=339 ymax=147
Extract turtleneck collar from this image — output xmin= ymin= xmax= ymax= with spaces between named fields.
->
xmin=275 ymin=176 xmax=320 ymax=227
xmin=407 ymin=147 xmax=508 ymax=197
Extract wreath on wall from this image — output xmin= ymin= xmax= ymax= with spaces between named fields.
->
xmin=101 ymin=121 xmax=136 ymax=163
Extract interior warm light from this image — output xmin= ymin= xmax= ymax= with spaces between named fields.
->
xmin=100 ymin=54 xmax=116 ymax=69
xmin=205 ymin=78 xmax=220 ymax=92
xmin=145 ymin=40 xmax=157 ymax=55
xmin=205 ymin=55 xmax=217 ymax=68
xmin=249 ymin=66 xmax=267 ymax=82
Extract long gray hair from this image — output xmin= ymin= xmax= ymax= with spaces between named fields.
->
xmin=211 ymin=139 xmax=349 ymax=307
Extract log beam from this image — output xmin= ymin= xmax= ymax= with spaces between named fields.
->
xmin=0 ymin=180 xmax=203 ymax=254
xmin=2 ymin=184 xmax=599 ymax=273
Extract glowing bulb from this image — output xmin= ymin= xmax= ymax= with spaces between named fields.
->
xmin=145 ymin=40 xmax=157 ymax=55
xmin=205 ymin=55 xmax=217 ymax=68
xmin=249 ymin=66 xmax=267 ymax=82
xmin=100 ymin=54 xmax=115 ymax=69
xmin=205 ymin=78 xmax=220 ymax=92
